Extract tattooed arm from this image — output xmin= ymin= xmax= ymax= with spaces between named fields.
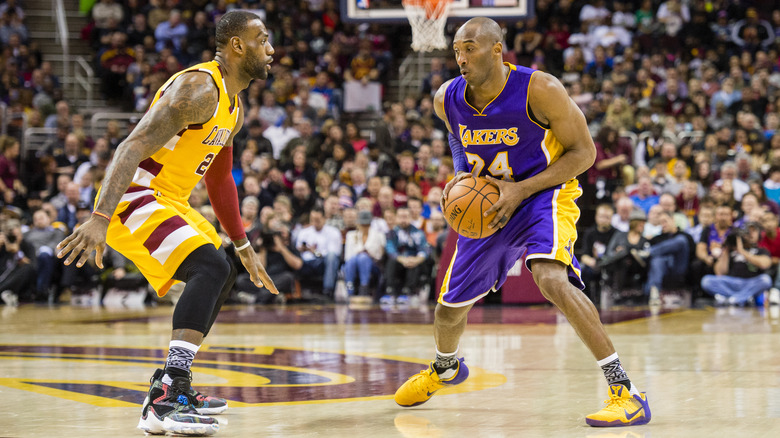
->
xmin=56 ymin=72 xmax=219 ymax=268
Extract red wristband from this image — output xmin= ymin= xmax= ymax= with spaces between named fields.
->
xmin=92 ymin=211 xmax=111 ymax=221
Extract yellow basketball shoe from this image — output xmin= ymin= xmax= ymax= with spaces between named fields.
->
xmin=394 ymin=358 xmax=469 ymax=407
xmin=586 ymin=384 xmax=651 ymax=427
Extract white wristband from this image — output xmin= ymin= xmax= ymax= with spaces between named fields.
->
xmin=234 ymin=241 xmax=251 ymax=251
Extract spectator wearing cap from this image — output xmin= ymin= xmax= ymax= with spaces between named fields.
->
xmin=343 ymin=209 xmax=385 ymax=298
xmin=701 ymin=221 xmax=772 ymax=305
xmin=731 ymin=7 xmax=774 ymax=50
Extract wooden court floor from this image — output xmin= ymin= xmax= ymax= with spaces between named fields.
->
xmin=2 ymin=302 xmax=780 ymax=437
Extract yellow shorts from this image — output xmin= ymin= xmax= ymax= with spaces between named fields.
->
xmin=105 ymin=187 xmax=221 ymax=296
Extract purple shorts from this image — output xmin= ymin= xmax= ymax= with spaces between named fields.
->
xmin=438 ymin=179 xmax=584 ymax=307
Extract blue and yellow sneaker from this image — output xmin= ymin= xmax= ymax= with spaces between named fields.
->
xmin=585 ymin=384 xmax=651 ymax=427
xmin=394 ymin=358 xmax=469 ymax=407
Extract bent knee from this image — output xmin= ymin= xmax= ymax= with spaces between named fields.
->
xmin=531 ymin=262 xmax=570 ymax=297
xmin=435 ymin=303 xmax=470 ymax=326
xmin=210 ymin=254 xmax=232 ymax=283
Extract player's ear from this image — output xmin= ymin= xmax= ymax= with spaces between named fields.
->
xmin=230 ymin=36 xmax=244 ymax=54
xmin=493 ymin=41 xmax=503 ymax=57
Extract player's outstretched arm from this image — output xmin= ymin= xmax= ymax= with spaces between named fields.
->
xmin=56 ymin=73 xmax=219 ymax=268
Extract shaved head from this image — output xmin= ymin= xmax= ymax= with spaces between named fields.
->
xmin=455 ymin=17 xmax=503 ymax=45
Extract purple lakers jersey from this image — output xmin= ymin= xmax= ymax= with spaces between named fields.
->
xmin=443 ymin=63 xmax=567 ymax=182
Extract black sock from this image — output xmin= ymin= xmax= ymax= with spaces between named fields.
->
xmin=433 ymin=351 xmax=458 ymax=374
xmin=599 ymin=354 xmax=632 ymax=391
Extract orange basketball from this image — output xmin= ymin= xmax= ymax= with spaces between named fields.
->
xmin=443 ymin=177 xmax=500 ymax=239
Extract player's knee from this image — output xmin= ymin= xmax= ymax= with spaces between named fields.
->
xmin=531 ymin=265 xmax=568 ymax=299
xmin=211 ymin=255 xmax=232 ymax=285
xmin=435 ymin=303 xmax=469 ymax=326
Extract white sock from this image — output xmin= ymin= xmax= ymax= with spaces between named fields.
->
xmin=162 ymin=340 xmax=200 ymax=385
xmin=434 ymin=347 xmax=459 ymax=379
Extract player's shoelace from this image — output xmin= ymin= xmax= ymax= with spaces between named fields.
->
xmin=409 ymin=369 xmax=441 ymax=392
xmin=600 ymin=394 xmax=637 ymax=414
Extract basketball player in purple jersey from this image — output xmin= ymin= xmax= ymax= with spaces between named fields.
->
xmin=394 ymin=17 xmax=651 ymax=427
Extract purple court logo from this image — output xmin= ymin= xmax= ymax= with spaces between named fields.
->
xmin=0 ymin=345 xmax=505 ymax=407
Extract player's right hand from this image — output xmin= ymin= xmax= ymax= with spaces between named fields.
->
xmin=440 ymin=170 xmax=474 ymax=211
xmin=56 ymin=216 xmax=109 ymax=269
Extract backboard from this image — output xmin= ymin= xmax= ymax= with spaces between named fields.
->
xmin=341 ymin=0 xmax=531 ymax=23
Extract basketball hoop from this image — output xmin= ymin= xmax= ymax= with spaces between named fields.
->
xmin=402 ymin=0 xmax=453 ymax=52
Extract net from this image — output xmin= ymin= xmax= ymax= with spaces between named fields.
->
xmin=402 ymin=0 xmax=453 ymax=52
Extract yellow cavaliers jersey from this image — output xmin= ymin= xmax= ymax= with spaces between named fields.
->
xmin=133 ymin=60 xmax=240 ymax=203
xmin=105 ymin=61 xmax=239 ymax=296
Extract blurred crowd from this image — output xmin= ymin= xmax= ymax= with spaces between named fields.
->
xmin=3 ymin=0 xmax=780 ymax=309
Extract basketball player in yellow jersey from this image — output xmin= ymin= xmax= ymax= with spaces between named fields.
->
xmin=56 ymin=11 xmax=277 ymax=436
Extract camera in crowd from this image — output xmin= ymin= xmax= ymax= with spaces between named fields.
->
xmin=5 ymin=232 xmax=16 ymax=244
xmin=260 ymin=229 xmax=282 ymax=249
xmin=724 ymin=222 xmax=761 ymax=249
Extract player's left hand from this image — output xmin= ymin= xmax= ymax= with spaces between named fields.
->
xmin=237 ymin=245 xmax=280 ymax=295
xmin=483 ymin=176 xmax=533 ymax=229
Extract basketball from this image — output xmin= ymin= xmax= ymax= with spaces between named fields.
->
xmin=443 ymin=177 xmax=500 ymax=239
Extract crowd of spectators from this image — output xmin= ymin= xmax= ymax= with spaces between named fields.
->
xmin=4 ymin=1 xmax=780 ymax=309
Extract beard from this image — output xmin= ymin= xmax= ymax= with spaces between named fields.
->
xmin=242 ymin=53 xmax=269 ymax=80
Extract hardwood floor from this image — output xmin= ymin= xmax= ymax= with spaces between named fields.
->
xmin=2 ymin=303 xmax=779 ymax=437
